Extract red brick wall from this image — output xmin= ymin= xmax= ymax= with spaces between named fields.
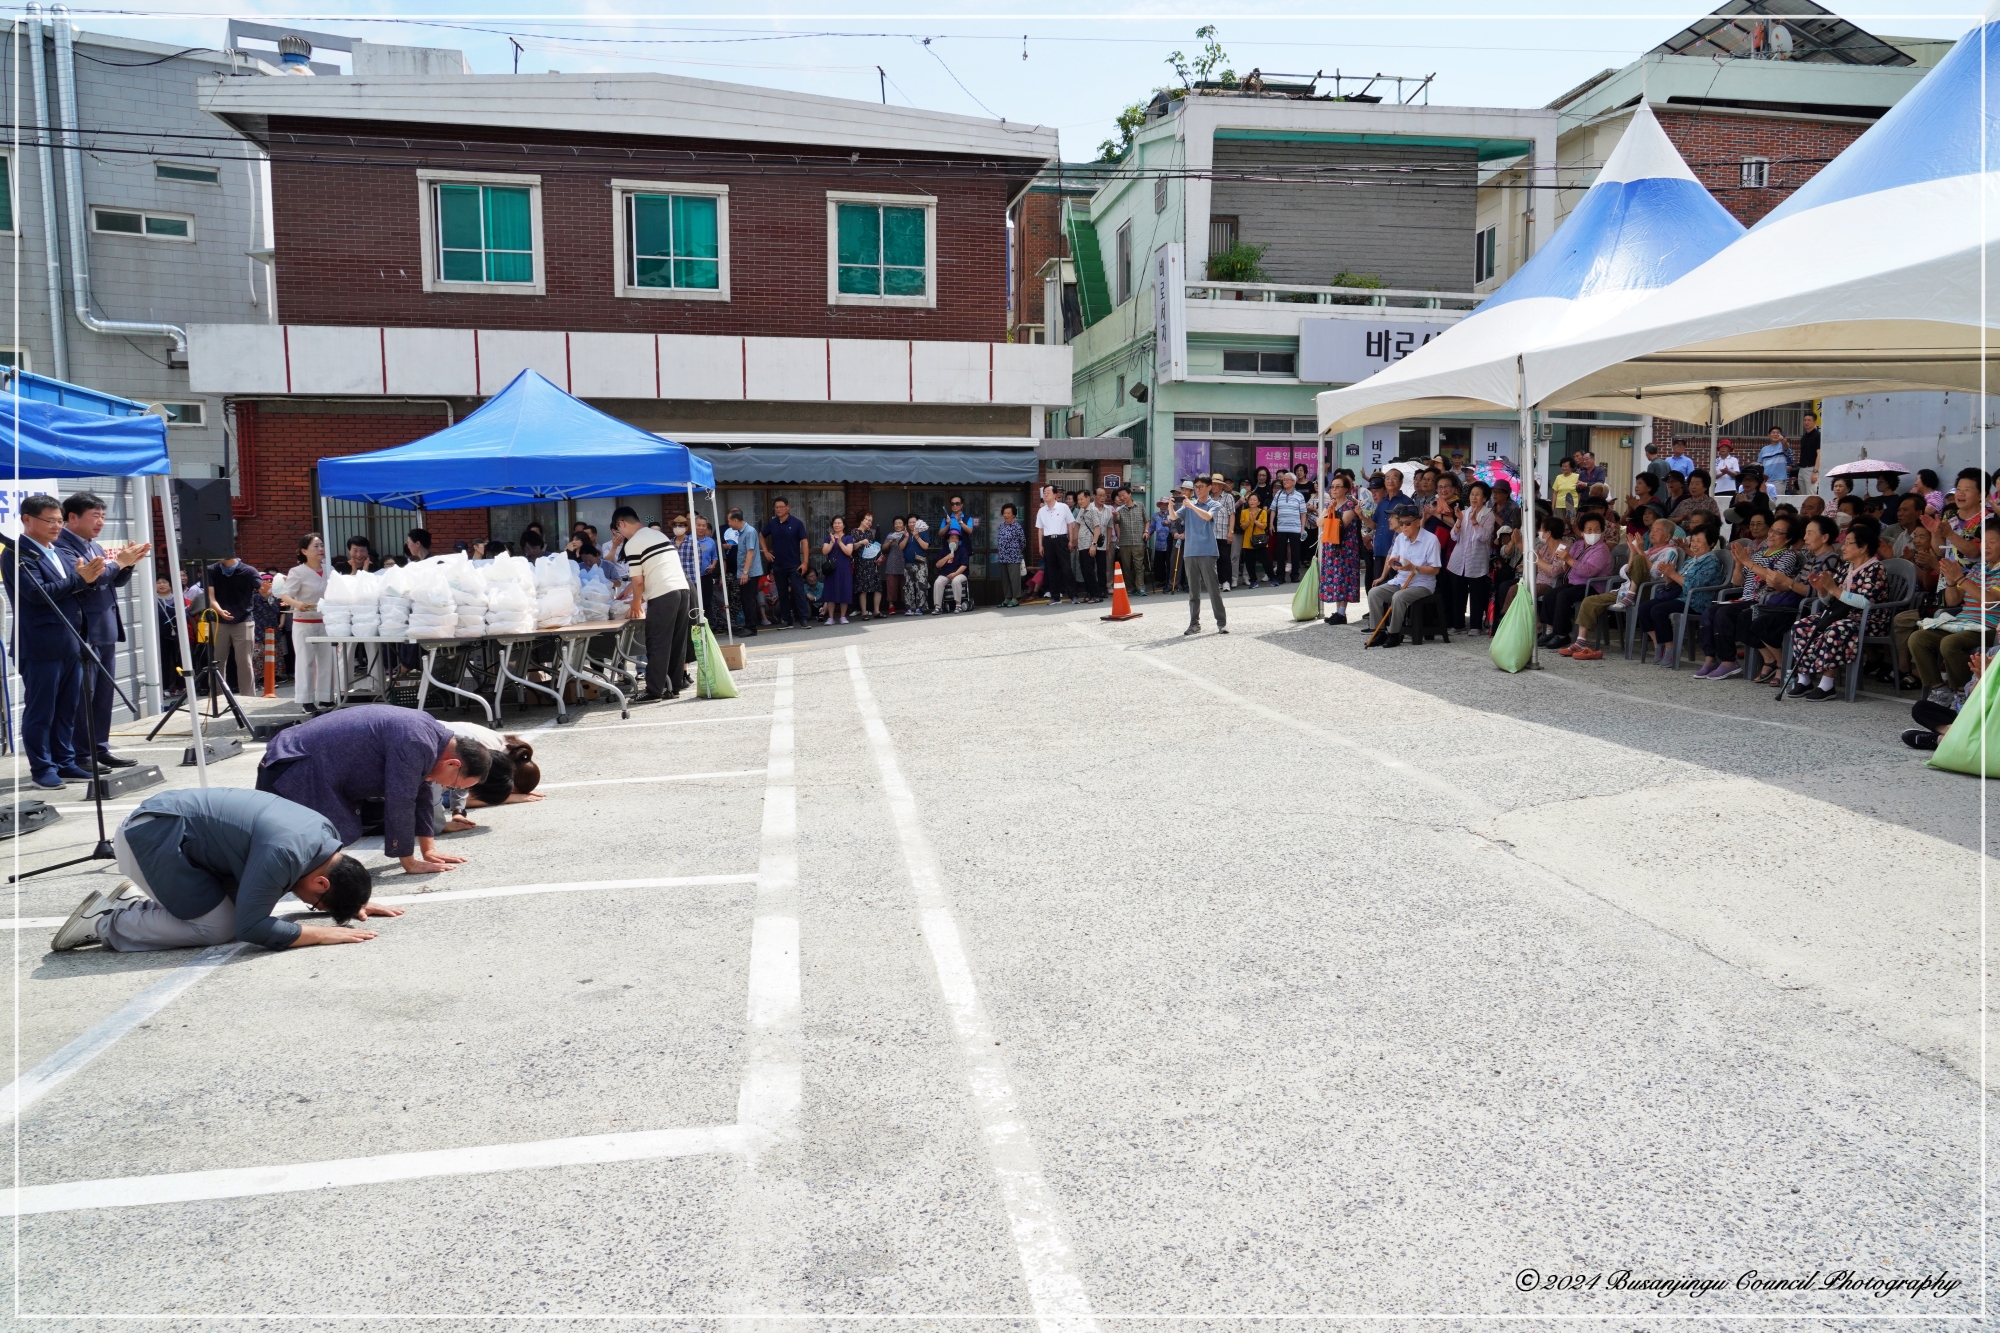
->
xmin=233 ymin=404 xmax=487 ymax=570
xmin=269 ymin=118 xmax=1029 ymax=342
xmin=1011 ymin=188 xmax=1065 ymax=332
xmin=1655 ymin=110 xmax=1869 ymax=226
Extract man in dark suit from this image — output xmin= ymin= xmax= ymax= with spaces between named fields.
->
xmin=57 ymin=491 xmax=150 ymax=770
xmin=2 ymin=493 xmax=104 ymax=788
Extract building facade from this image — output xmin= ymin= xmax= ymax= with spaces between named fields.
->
xmin=1062 ymin=84 xmax=1557 ymax=498
xmin=188 ymin=67 xmax=1070 ymax=583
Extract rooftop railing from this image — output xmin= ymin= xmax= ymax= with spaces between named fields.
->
xmin=1185 ymin=281 xmax=1483 ymax=311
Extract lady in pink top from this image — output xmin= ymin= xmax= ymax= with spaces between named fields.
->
xmin=1537 ymin=512 xmax=1614 ymax=647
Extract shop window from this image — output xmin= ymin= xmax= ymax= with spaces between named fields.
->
xmin=829 ymin=192 xmax=936 ymax=307
xmin=418 ymin=170 xmax=544 ymax=295
xmin=1209 ymin=417 xmax=1250 ymax=434
xmin=1253 ymin=419 xmax=1293 ymax=434
xmin=615 ymin=181 xmax=728 ymax=300
xmin=1173 ymin=416 xmax=1211 ymax=432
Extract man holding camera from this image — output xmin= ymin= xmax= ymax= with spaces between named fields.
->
xmin=1176 ymin=477 xmax=1229 ymax=636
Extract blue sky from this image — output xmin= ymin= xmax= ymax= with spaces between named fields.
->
xmin=61 ymin=3 xmax=1980 ymax=159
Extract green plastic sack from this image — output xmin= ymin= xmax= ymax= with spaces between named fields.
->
xmin=1489 ymin=587 xmax=1536 ymax=674
xmin=1291 ymin=557 xmax=1320 ymax=620
xmin=693 ymin=621 xmax=740 ymax=700
xmin=1928 ymin=666 xmax=1999 ymax=776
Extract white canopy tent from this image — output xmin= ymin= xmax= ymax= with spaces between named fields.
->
xmin=1316 ymin=104 xmax=1745 ymax=436
xmin=1521 ymin=7 xmax=2000 ymax=424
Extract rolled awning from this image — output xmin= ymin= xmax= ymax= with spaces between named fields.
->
xmin=692 ymin=445 xmax=1038 ymax=486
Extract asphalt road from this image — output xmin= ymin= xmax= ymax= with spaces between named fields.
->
xmin=1 ymin=585 xmax=1984 ymax=1329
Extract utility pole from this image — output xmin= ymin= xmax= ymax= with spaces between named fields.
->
xmin=511 ymin=37 xmax=523 ymax=74
xmin=877 ymin=65 xmax=886 ymax=103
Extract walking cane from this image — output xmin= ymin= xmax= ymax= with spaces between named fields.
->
xmin=1363 ymin=601 xmax=1394 ymax=648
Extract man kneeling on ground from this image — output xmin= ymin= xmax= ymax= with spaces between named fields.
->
xmin=52 ymin=787 xmax=399 ymax=952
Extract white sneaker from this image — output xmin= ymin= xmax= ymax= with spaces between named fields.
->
xmin=51 ymin=890 xmax=118 ymax=952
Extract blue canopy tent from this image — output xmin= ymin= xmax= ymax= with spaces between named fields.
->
xmin=316 ymin=369 xmax=732 ymax=634
xmin=0 ymin=370 xmax=213 ymax=781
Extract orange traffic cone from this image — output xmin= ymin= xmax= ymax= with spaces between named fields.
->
xmin=1102 ymin=562 xmax=1143 ymax=622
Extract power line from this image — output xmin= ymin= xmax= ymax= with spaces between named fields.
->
xmin=916 ymin=35 xmax=1003 ymax=119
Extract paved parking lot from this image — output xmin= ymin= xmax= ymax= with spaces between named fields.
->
xmin=2 ymin=588 xmax=1983 ymax=1327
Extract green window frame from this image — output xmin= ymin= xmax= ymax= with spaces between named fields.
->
xmin=835 ymin=201 xmax=927 ymax=298
xmin=625 ymin=192 xmax=720 ymax=291
xmin=434 ymin=182 xmax=534 ymax=285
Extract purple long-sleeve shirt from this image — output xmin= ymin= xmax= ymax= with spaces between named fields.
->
xmin=1567 ymin=538 xmax=1615 ymax=587
xmin=258 ymin=704 xmax=452 ymax=859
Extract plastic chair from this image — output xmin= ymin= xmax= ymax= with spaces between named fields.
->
xmin=1841 ymin=558 xmax=1917 ymax=701
xmin=1665 ymin=551 xmax=1735 ymax=669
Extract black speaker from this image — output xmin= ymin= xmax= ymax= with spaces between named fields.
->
xmin=0 ymin=801 xmax=60 ymax=839
xmin=174 ymin=478 xmax=234 ymax=560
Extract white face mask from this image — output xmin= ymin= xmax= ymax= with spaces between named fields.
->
xmin=1583 ymin=533 xmax=1602 ymax=546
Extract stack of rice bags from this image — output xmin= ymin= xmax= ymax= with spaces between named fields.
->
xmin=576 ymin=565 xmax=615 ymax=624
xmin=484 ymin=552 xmax=539 ymax=635
xmin=533 ymin=552 xmax=580 ymax=628
xmin=319 ymin=570 xmax=358 ymax=639
xmin=346 ymin=570 xmax=382 ymax=641
xmin=440 ymin=555 xmax=490 ymax=638
xmin=377 ymin=564 xmax=413 ymax=640
xmin=404 ymin=560 xmax=458 ymax=640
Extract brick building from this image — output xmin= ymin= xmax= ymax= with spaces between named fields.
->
xmin=1006 ymin=164 xmax=1109 ymax=347
xmin=189 ymin=61 xmax=1071 ymax=577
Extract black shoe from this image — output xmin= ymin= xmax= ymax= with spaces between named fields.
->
xmin=1184 ymin=625 xmax=1201 ymax=636
xmin=634 ymin=690 xmax=669 ymax=703
xmin=1903 ymin=728 xmax=1941 ymax=751
xmin=1803 ymin=686 xmax=1837 ymax=702
xmin=94 ymin=752 xmax=138 ymax=769
xmin=1785 ymin=681 xmax=1812 ymax=698
xmin=1217 ymin=626 xmax=1230 ymax=634
xmin=1379 ymin=632 xmax=1404 ymax=648
xmin=1324 ymin=613 xmax=1348 ymax=625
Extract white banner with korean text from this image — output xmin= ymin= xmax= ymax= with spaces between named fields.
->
xmin=1299 ymin=318 xmax=1460 ymax=386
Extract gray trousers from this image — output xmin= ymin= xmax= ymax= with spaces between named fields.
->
xmin=97 ymin=816 xmax=238 ymax=952
xmin=1366 ymin=582 xmax=1434 ymax=634
xmin=1186 ymin=556 xmax=1226 ymax=628
xmin=996 ymin=563 xmax=1022 ymax=601
xmin=1118 ymin=545 xmax=1145 ymax=594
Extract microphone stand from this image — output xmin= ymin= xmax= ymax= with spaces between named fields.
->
xmin=0 ymin=530 xmax=147 ymax=882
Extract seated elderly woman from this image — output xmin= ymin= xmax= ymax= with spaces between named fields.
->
xmin=1786 ymin=516 xmax=1890 ymax=701
xmin=1669 ymin=469 xmax=1723 ymax=530
xmin=1695 ymin=514 xmax=1801 ymax=680
xmin=1565 ymin=517 xmax=1677 ymax=661
xmin=1637 ymin=524 xmax=1723 ymax=666
xmin=1905 ymin=516 xmax=2000 ymax=705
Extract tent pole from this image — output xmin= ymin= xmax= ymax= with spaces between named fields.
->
xmin=685 ymin=482 xmax=703 ymax=624
xmin=1518 ymin=356 xmax=1536 ymax=670
xmin=131 ymin=477 xmax=162 ymax=718
xmin=709 ymin=490 xmax=734 ymax=644
xmin=155 ymin=473 xmax=207 ymax=786
xmin=1707 ymin=386 xmax=1721 ymax=489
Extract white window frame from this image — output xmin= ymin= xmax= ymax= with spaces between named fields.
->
xmin=1740 ymin=157 xmax=1771 ymax=189
xmin=416 ymin=168 xmax=545 ymax=297
xmin=154 ymin=161 xmax=222 ymax=186
xmin=0 ymin=347 xmax=30 ymax=372
xmin=160 ymin=400 xmax=206 ymax=428
xmin=826 ymin=190 xmax=937 ymax=309
xmin=1474 ymin=223 xmax=1498 ymax=284
xmin=1115 ymin=220 xmax=1133 ymax=305
xmin=0 ymin=149 xmax=15 ymax=236
xmin=90 ymin=204 xmax=194 ymax=244
xmin=1153 ymin=174 xmax=1167 ymax=215
xmin=610 ymin=179 xmax=730 ymax=302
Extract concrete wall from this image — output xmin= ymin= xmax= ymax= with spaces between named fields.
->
xmin=1820 ymin=390 xmax=2000 ymax=487
xmin=0 ymin=31 xmax=275 ymax=480
xmin=1210 ymin=140 xmax=1478 ymax=289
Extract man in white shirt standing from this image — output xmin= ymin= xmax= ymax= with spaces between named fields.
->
xmin=1034 ymin=485 xmax=1077 ymax=605
xmin=1711 ymin=439 xmax=1741 ymax=497
xmin=613 ymin=506 xmax=692 ymax=701
xmin=1364 ymin=510 xmax=1442 ymax=648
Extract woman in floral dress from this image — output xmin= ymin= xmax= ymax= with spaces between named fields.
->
xmin=903 ymin=517 xmax=932 ymax=614
xmin=1318 ymin=472 xmax=1362 ymax=625
xmin=1785 ymin=516 xmax=1890 ymax=701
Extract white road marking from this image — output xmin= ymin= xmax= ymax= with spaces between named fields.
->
xmin=5 ymin=681 xmax=804 ymax=1214
xmin=538 ymin=769 xmax=761 ymax=790
xmin=1070 ymin=622 xmax=1497 ymax=819
xmin=0 ymin=943 xmax=249 ymax=1125
xmin=0 ymin=918 xmax=63 ymax=930
xmin=844 ymin=646 xmax=1099 ymax=1333
xmin=738 ymin=658 xmax=800 ymax=1151
xmin=2 ymin=1124 xmax=748 ymax=1217
xmin=539 ymin=713 xmax=774 ymax=737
